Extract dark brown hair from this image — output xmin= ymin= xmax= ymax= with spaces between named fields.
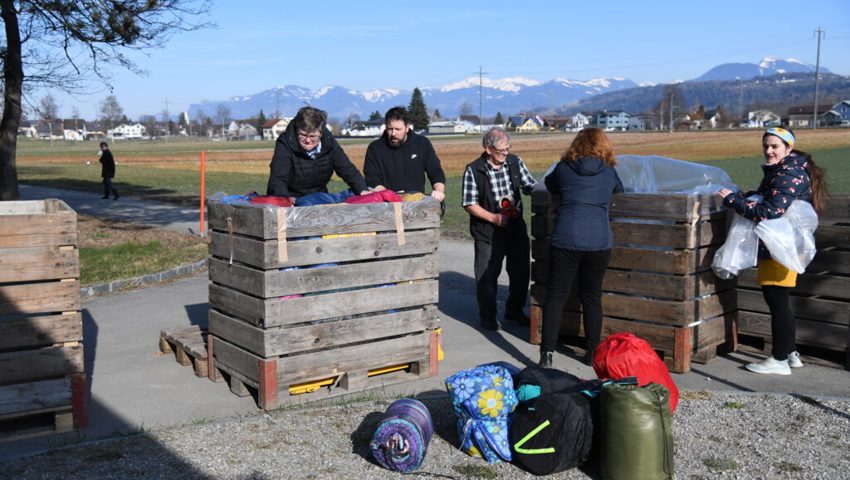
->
xmin=561 ymin=128 xmax=617 ymax=166
xmin=764 ymin=129 xmax=828 ymax=215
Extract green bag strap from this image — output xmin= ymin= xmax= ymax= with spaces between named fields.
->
xmin=513 ymin=420 xmax=556 ymax=454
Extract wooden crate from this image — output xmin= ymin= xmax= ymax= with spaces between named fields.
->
xmin=529 ymin=187 xmax=737 ymax=373
xmin=206 ymin=198 xmax=442 ymax=409
xmin=0 ymin=200 xmax=85 ymax=437
xmin=736 ymin=194 xmax=850 ymax=369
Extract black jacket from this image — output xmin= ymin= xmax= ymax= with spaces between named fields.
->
xmin=466 ymin=153 xmax=526 ymax=242
xmin=545 ymin=157 xmax=623 ymax=250
xmin=99 ymin=150 xmax=116 ymax=178
xmin=266 ymin=123 xmax=367 ymax=198
xmin=363 ymin=130 xmax=446 ymax=193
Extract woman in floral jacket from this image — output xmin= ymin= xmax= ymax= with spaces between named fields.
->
xmin=716 ymin=127 xmax=827 ymax=375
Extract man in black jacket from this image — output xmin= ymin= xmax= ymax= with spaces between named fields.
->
xmin=99 ymin=141 xmax=119 ymax=200
xmin=267 ymin=106 xmax=368 ymax=200
xmin=462 ymin=127 xmax=537 ymax=331
xmin=363 ymin=107 xmax=446 ymax=201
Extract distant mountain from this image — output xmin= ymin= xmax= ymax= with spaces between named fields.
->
xmin=694 ymin=57 xmax=829 ymax=82
xmin=561 ymin=72 xmax=850 ymax=120
xmin=187 ymin=76 xmax=638 ymax=121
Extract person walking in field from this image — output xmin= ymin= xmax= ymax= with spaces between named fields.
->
xmin=363 ymin=106 xmax=446 ymax=201
xmin=462 ymin=127 xmax=537 ymax=331
xmin=99 ymin=141 xmax=119 ymax=200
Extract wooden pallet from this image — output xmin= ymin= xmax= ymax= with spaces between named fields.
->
xmin=159 ymin=326 xmax=209 ymax=378
xmin=207 ymin=331 xmax=439 ymax=410
xmin=0 ymin=374 xmax=86 ymax=440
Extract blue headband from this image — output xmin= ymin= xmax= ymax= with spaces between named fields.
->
xmin=765 ymin=127 xmax=795 ymax=148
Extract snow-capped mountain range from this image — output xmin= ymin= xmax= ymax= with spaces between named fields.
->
xmin=188 ymin=57 xmax=828 ymax=120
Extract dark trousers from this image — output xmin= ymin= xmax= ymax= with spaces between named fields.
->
xmin=762 ymin=285 xmax=795 ymax=360
xmin=103 ymin=177 xmax=118 ymax=198
xmin=473 ymin=220 xmax=530 ymax=326
xmin=541 ymin=247 xmax=611 ymax=353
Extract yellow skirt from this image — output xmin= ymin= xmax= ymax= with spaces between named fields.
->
xmin=757 ymin=259 xmax=797 ymax=287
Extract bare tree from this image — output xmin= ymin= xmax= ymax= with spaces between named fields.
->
xmin=215 ymin=104 xmax=231 ymax=138
xmin=0 ymin=1 xmax=213 ymax=200
xmin=99 ymin=95 xmax=124 ymax=129
xmin=458 ymin=100 xmax=473 ymax=118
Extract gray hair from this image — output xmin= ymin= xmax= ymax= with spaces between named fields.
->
xmin=483 ymin=126 xmax=511 ymax=149
xmin=293 ymin=106 xmax=327 ymax=133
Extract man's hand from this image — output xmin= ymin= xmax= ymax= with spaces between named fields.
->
xmin=492 ymin=212 xmax=508 ymax=227
xmin=430 ymin=190 xmax=445 ymax=202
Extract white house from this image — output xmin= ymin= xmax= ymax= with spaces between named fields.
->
xmin=340 ymin=120 xmax=385 ymax=137
xmin=108 ymin=123 xmax=147 ymax=140
xmin=227 ymin=121 xmax=260 ymax=140
xmin=427 ymin=120 xmax=474 ymax=134
xmin=745 ymin=110 xmax=781 ymax=128
xmin=262 ymin=117 xmax=291 ymax=140
xmin=569 ymin=112 xmax=590 ymax=131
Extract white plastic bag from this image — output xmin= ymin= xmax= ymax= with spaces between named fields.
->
xmin=755 ymin=200 xmax=819 ymax=273
xmin=712 ymin=212 xmax=759 ymax=279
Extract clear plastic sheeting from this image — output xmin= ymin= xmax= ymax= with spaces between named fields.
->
xmin=711 ymin=212 xmax=759 ymax=279
xmin=712 ymin=199 xmax=818 ymax=278
xmin=614 ymin=155 xmax=736 ymax=195
xmin=756 ymin=200 xmax=819 ymax=274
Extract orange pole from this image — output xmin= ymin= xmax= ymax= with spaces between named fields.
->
xmin=200 ymin=150 xmax=206 ymax=235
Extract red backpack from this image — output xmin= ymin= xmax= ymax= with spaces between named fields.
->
xmin=592 ymin=333 xmax=679 ymax=414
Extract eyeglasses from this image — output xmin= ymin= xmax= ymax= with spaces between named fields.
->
xmin=297 ymin=131 xmax=322 ymax=141
xmin=489 ymin=145 xmax=511 ymax=155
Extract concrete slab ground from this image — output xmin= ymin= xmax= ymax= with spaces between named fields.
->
xmin=4 ymin=185 xmax=848 ymax=460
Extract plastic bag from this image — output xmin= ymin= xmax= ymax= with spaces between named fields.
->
xmin=614 ymin=155 xmax=735 ymax=194
xmin=755 ymin=200 xmax=818 ymax=273
xmin=712 ymin=212 xmax=759 ymax=279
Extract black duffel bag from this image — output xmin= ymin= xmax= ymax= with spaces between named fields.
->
xmin=511 ymin=391 xmax=594 ymax=475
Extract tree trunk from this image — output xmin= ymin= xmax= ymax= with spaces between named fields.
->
xmin=0 ymin=0 xmax=23 ymax=200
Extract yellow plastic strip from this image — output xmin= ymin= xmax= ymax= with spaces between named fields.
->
xmin=393 ymin=203 xmax=406 ymax=246
xmin=276 ymin=208 xmax=288 ymax=263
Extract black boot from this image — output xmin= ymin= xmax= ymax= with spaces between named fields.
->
xmin=538 ymin=351 xmax=553 ymax=368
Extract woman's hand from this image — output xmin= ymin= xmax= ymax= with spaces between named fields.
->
xmin=716 ymin=188 xmax=733 ymax=200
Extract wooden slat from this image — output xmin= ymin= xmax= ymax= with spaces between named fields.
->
xmin=737 ymin=288 xmax=850 ymax=324
xmin=209 ymin=305 xmax=438 ymax=357
xmin=0 ymin=200 xmax=77 ymax=249
xmin=531 ymin=188 xmax=725 ymax=221
xmin=815 ymin=225 xmax=850 ymax=249
xmin=0 ymin=281 xmax=81 ymax=316
xmin=209 ymin=280 xmax=438 ymax=327
xmin=208 ymin=256 xmax=437 ymax=298
xmin=209 ymin=228 xmax=439 ymax=269
xmin=0 ymin=247 xmax=79 ymax=283
xmin=0 ymin=345 xmax=84 ymax=384
xmin=738 ymin=269 xmax=850 ymax=300
xmin=603 ymin=269 xmax=732 ymax=300
xmin=818 ymin=194 xmax=850 ymax=224
xmin=0 ymin=378 xmax=72 ymax=417
xmin=601 ymin=290 xmax=735 ymax=327
xmin=611 ymin=217 xmax=725 ymax=249
xmin=0 ymin=313 xmax=82 ymax=350
xmin=739 ymin=311 xmax=848 ymax=351
xmin=208 ymin=199 xmax=441 ymax=239
xmin=806 ymin=249 xmax=850 ymax=275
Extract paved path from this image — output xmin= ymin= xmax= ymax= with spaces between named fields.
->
xmin=5 ymin=185 xmax=849 ymax=460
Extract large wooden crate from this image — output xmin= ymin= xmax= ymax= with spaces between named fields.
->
xmin=529 ymin=186 xmax=737 ymax=373
xmin=736 ymin=194 xmax=850 ymax=369
xmin=206 ymin=198 xmax=442 ymax=409
xmin=0 ymin=200 xmax=86 ymax=438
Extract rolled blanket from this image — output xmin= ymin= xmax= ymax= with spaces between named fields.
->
xmin=369 ymin=398 xmax=434 ymax=473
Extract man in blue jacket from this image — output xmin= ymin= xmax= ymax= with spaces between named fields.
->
xmin=462 ymin=127 xmax=537 ymax=331
xmin=363 ymin=107 xmax=446 ymax=201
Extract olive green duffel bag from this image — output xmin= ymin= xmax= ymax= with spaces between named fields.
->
xmin=600 ymin=382 xmax=673 ymax=480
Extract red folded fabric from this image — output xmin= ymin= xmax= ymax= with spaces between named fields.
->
xmin=250 ymin=195 xmax=293 ymax=207
xmin=343 ymin=190 xmax=403 ymax=204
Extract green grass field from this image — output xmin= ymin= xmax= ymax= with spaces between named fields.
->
xmin=18 ymin=146 xmax=850 ymax=238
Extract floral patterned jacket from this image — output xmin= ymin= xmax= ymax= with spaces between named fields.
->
xmin=722 ymin=151 xmax=812 ymax=222
xmin=723 ymin=151 xmax=812 ymax=260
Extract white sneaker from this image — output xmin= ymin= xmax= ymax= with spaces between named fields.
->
xmin=746 ymin=356 xmax=791 ymax=375
xmin=788 ymin=351 xmax=803 ymax=368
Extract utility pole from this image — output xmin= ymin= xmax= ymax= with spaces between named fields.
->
xmin=474 ymin=66 xmax=489 ymax=133
xmin=275 ymin=87 xmax=281 ymax=119
xmin=812 ymin=28 xmax=824 ymax=130
xmin=669 ymin=92 xmax=675 ymax=133
xmin=163 ymin=97 xmax=171 ymax=140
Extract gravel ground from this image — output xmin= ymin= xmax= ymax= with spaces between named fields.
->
xmin=2 ymin=391 xmax=849 ymax=479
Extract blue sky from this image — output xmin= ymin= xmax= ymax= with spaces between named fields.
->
xmin=38 ymin=0 xmax=850 ymax=119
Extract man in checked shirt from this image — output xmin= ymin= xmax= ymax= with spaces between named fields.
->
xmin=462 ymin=127 xmax=537 ymax=331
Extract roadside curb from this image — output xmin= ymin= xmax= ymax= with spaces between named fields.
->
xmin=80 ymin=259 xmax=208 ymax=298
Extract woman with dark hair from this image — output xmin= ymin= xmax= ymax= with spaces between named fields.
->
xmin=716 ymin=127 xmax=827 ymax=375
xmin=266 ymin=106 xmax=368 ymax=201
xmin=539 ymin=128 xmax=624 ymax=368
